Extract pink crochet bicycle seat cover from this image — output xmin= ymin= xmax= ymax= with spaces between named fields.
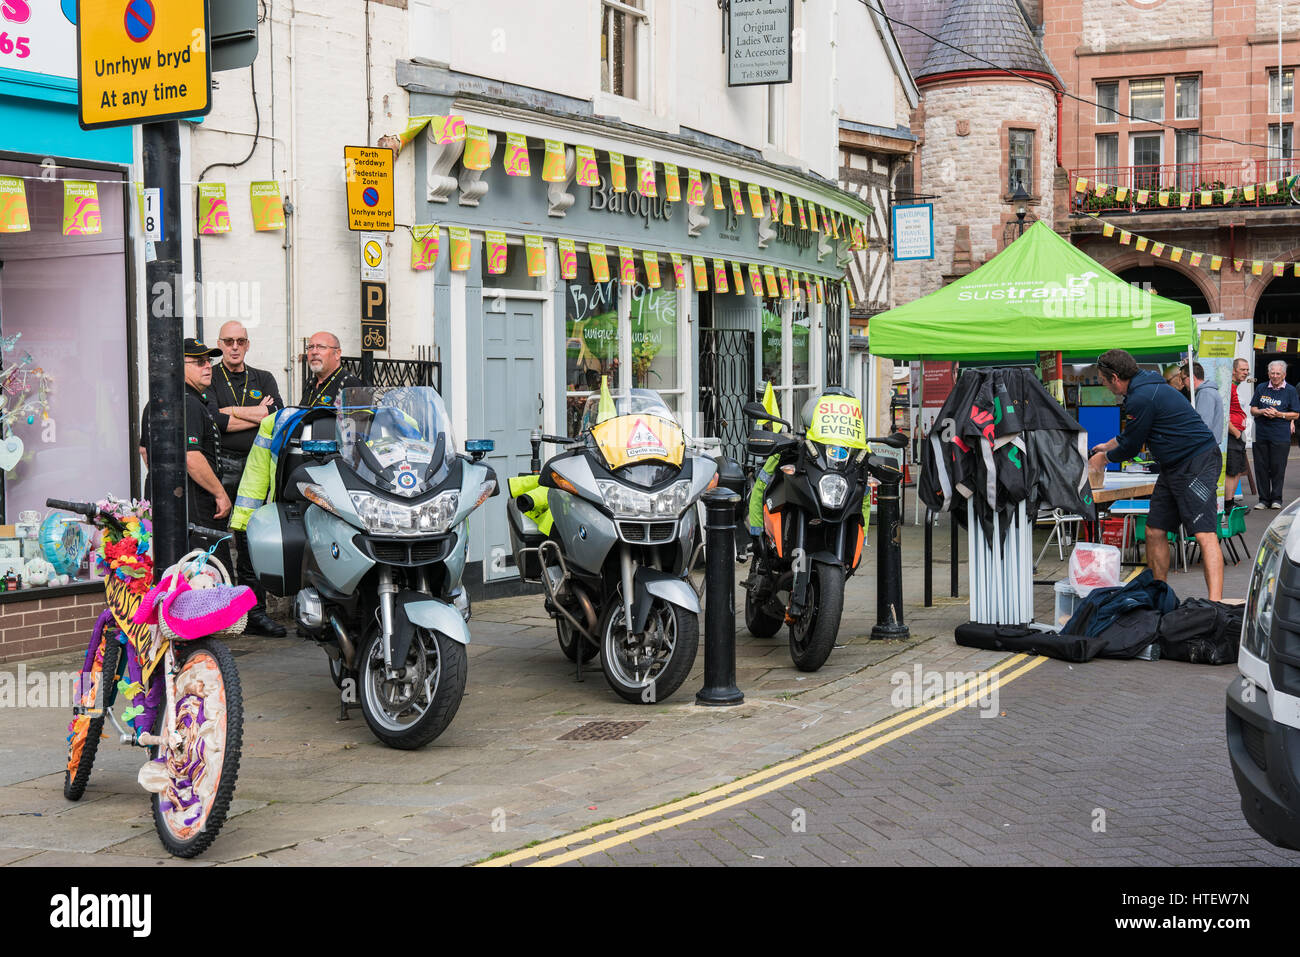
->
xmin=134 ymin=575 xmax=256 ymax=640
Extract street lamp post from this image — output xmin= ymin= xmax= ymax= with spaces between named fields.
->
xmin=1013 ymin=182 xmax=1030 ymax=236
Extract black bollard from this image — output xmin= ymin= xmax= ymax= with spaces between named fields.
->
xmin=924 ymin=508 xmax=933 ymax=608
xmin=871 ymin=465 xmax=911 ymax=640
xmin=950 ymin=510 xmax=959 ymax=598
xmin=697 ymin=488 xmax=744 ymax=707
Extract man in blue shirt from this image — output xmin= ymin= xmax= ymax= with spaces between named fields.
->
xmin=1249 ymin=359 xmax=1300 ymax=509
xmin=1087 ymin=349 xmax=1223 ymax=601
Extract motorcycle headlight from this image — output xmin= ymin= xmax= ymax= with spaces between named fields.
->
xmin=818 ymin=474 xmax=849 ymax=509
xmin=597 ymin=479 xmax=693 ymax=519
xmin=1243 ymin=503 xmax=1300 ymax=659
xmin=347 ymin=490 xmax=460 ymax=537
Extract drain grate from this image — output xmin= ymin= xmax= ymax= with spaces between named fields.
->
xmin=558 ymin=720 xmax=648 ymax=741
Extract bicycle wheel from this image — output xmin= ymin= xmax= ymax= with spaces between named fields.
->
xmin=149 ymin=638 xmax=243 ymax=858
xmin=64 ymin=632 xmax=121 ymax=801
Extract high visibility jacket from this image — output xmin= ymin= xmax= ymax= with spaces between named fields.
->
xmin=229 ymin=408 xmax=314 ymax=530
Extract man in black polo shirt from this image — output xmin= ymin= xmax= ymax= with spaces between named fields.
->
xmin=207 ymin=320 xmax=286 ymax=637
xmin=139 ymin=338 xmax=232 ymax=573
xmin=301 ymin=331 xmax=365 ymax=407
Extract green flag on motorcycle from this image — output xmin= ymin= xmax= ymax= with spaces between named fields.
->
xmin=598 ymin=375 xmax=616 ymax=423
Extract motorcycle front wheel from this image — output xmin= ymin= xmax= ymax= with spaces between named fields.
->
xmin=600 ymin=595 xmax=699 ymax=705
xmin=788 ymin=563 xmax=845 ymax=673
xmin=357 ymin=623 xmax=467 ymax=750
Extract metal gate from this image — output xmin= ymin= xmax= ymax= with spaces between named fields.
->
xmin=824 ymin=281 xmax=843 ymax=387
xmin=297 ymin=345 xmax=442 ymax=399
xmin=698 ymin=327 xmax=754 ymax=462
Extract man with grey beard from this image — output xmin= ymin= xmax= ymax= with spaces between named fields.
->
xmin=301 ymin=331 xmax=364 ymax=408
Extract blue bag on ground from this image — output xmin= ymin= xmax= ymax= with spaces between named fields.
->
xmin=1059 ymin=569 xmax=1179 ymax=658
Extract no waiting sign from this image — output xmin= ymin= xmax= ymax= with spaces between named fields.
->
xmin=345 ymin=145 xmax=395 ymax=231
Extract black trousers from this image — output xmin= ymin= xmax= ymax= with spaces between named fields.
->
xmin=1253 ymin=440 xmax=1291 ymax=505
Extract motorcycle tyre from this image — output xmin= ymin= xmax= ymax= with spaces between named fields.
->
xmin=744 ymin=566 xmax=784 ymax=638
xmin=557 ymin=616 xmax=598 ymax=664
xmin=357 ymin=624 xmax=467 ymax=751
xmin=600 ymin=597 xmax=699 ymax=705
xmin=788 ymin=563 xmax=844 ymax=673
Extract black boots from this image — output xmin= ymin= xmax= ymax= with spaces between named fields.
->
xmin=247 ymin=607 xmax=287 ymax=638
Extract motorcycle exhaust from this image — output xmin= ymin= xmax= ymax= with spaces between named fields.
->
xmin=539 ymin=541 xmax=597 ymax=641
xmin=329 ymin=615 xmax=356 ymax=670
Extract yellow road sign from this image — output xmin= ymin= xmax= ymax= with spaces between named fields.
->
xmin=363 ymin=240 xmax=383 ymax=267
xmin=76 ymin=0 xmax=212 ymax=130
xmin=345 ymin=145 xmax=395 ymax=231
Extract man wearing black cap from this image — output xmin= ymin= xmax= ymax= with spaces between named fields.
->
xmin=139 ymin=338 xmax=232 ymax=572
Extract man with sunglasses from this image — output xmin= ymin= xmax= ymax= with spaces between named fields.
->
xmin=207 ymin=320 xmax=286 ymax=637
xmin=301 ymin=331 xmax=364 ymax=408
xmin=1087 ymin=348 xmax=1223 ymax=601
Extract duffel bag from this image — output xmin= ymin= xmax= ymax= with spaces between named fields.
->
xmin=1157 ymin=598 xmax=1244 ymax=665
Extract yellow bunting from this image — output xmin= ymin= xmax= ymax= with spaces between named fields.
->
xmin=762 ymin=265 xmax=779 ymax=298
xmin=542 ymin=139 xmax=567 ymax=182
xmin=1222 ymin=187 xmax=1236 ymax=203
xmin=643 ymin=250 xmax=661 ymax=288
xmin=748 ymin=263 xmax=764 ymax=296
xmin=1178 ymin=192 xmax=1190 ymax=208
xmin=1120 ymin=230 xmax=1131 ymax=245
xmin=797 ymin=198 xmax=808 ymax=229
xmin=1233 ymin=259 xmax=1244 ymax=272
xmin=1200 ymin=190 xmax=1213 ymax=206
xmin=1255 ymin=334 xmax=1266 ymax=349
xmin=662 ymin=163 xmax=681 ymax=202
xmin=811 ymin=203 xmax=822 ymax=233
xmin=778 ymin=268 xmax=791 ymax=299
xmin=1267 ymin=179 xmax=1280 ymax=196
xmin=524 ymin=234 xmax=546 ymax=277
xmin=1295 ymin=263 xmax=1300 ymax=278
xmin=1115 ymin=186 xmax=1129 ymax=202
xmin=1150 ymin=242 xmax=1165 ymax=258
xmin=197 ymin=183 xmax=230 ymax=234
xmin=485 ymin=230 xmax=508 ymax=275
xmin=429 ymin=115 xmax=467 ymax=144
xmin=448 ymin=225 xmax=472 ymax=271
xmin=1274 ymin=262 xmax=1285 ymax=277
xmin=1095 ymin=183 xmax=1109 ymax=198
xmin=503 ymin=132 xmax=530 ymax=177
xmin=1157 ymin=192 xmax=1169 ymax=207
xmin=411 ymin=223 xmax=439 ymax=270
xmin=575 ymin=146 xmax=600 ymax=187
xmin=815 ymin=278 xmax=824 ymax=303
xmin=588 ymin=242 xmax=611 ymax=282
xmin=1136 ymin=189 xmax=1149 ymax=204
xmin=748 ymin=183 xmax=764 ymax=218
xmin=1170 ymin=247 xmax=1183 ymax=263
xmin=769 ymin=187 xmax=781 ymax=220
xmin=1210 ymin=255 xmax=1222 ymax=271
xmin=1135 ymin=236 xmax=1148 ymax=252
xmin=1102 ymin=223 xmax=1114 ymax=238
xmin=636 ymin=157 xmax=656 ymax=197
xmin=712 ymin=258 xmax=729 ymax=293
xmin=1244 ymin=185 xmax=1256 ymax=201
xmin=670 ymin=252 xmax=687 ymax=287
xmin=1252 ymin=261 xmax=1264 ymax=275
xmin=711 ymin=175 xmax=725 ymax=211
xmin=692 ymin=255 xmax=709 ymax=290
xmin=731 ymin=260 xmax=746 ymax=294
xmin=463 ymin=125 xmax=493 ymax=170
xmin=729 ymin=178 xmax=745 ymax=213
xmin=846 ymin=283 xmax=855 ymax=309
xmin=618 ymin=245 xmax=636 ymax=285
xmin=397 ymin=115 xmax=434 ymax=147
xmin=1189 ymin=252 xmax=1203 ymax=267
xmin=249 ymin=182 xmax=284 ymax=231
xmin=558 ymin=237 xmax=577 ymax=279
xmin=608 ymin=152 xmax=627 ymax=192
xmin=1075 ymin=177 xmax=1087 ymax=193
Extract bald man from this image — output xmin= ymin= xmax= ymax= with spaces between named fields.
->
xmin=301 ymin=331 xmax=365 ymax=408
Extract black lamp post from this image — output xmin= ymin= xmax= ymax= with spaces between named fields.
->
xmin=1013 ymin=182 xmax=1030 ymax=236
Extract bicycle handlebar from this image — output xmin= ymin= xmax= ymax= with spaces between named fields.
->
xmin=189 ymin=524 xmax=231 ymax=540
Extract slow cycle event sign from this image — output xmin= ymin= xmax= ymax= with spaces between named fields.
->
xmin=76 ymin=0 xmax=212 ymax=130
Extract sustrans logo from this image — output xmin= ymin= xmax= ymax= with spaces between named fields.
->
xmin=50 ymin=887 xmax=152 ymax=937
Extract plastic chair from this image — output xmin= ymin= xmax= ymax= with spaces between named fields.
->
xmin=1034 ymin=508 xmax=1083 ymax=570
xmin=1228 ymin=505 xmax=1249 ymax=559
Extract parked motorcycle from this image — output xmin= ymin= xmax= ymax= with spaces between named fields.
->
xmin=244 ymin=386 xmax=498 ymax=749
xmin=741 ymin=388 xmax=907 ymax=671
xmin=506 ymin=387 xmax=716 ymax=703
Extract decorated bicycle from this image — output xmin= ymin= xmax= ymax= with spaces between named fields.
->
xmin=55 ymin=496 xmax=253 ymax=858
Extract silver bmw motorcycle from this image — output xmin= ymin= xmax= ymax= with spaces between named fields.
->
xmin=245 ymin=386 xmax=498 ymax=749
xmin=507 ymin=388 xmax=716 ymax=703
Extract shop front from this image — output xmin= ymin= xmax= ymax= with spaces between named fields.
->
xmin=0 ymin=6 xmax=139 ymax=660
xmin=395 ymin=92 xmax=871 ymax=593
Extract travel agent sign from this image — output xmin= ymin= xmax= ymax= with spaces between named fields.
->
xmin=75 ymin=0 xmax=212 ymax=130
xmin=345 ymin=145 xmax=395 ymax=231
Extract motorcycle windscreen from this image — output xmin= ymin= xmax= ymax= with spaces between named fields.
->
xmin=337 ymin=386 xmax=457 ymax=498
xmin=806 ymin=393 xmax=867 ymax=450
xmin=590 ymin=413 xmax=685 ymax=470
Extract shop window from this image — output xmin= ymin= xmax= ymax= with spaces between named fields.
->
xmin=1175 ymin=76 xmax=1199 ymax=120
xmin=628 ymin=265 xmax=680 ymax=419
xmin=601 ymin=0 xmax=648 ymax=101
xmin=791 ymin=298 xmax=813 ymax=403
xmin=1270 ymin=69 xmax=1294 ymax=115
xmin=760 ymin=301 xmax=782 ymax=388
xmin=0 ymin=159 xmax=133 ymax=586
xmin=1096 ymin=82 xmax=1119 ymax=124
xmin=565 ymin=262 xmax=620 ymax=436
xmin=1129 ymin=78 xmax=1165 ymax=123
xmin=1008 ymin=129 xmax=1033 ymax=195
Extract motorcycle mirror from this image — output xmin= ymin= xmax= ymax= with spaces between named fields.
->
xmin=743 ymin=401 xmax=792 ymax=430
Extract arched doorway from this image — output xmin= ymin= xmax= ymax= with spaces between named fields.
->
xmin=1114 ymin=266 xmax=1211 ymax=314
xmin=1253 ymin=275 xmax=1300 ymax=384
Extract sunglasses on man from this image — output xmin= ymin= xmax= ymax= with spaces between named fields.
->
xmin=219 ymin=337 xmax=250 ymax=347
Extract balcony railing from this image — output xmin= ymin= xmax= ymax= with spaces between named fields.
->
xmin=1070 ymin=160 xmax=1299 ymax=214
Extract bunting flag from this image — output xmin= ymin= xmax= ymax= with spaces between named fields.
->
xmin=846 ymin=282 xmax=855 ymax=309
xmin=485 ymin=230 xmax=508 ymax=275
xmin=429 ymin=115 xmax=467 ymax=145
xmin=1295 ymin=263 xmax=1300 ymax=278
xmin=636 ymin=157 xmax=656 ymax=197
xmin=1233 ymin=259 xmax=1244 ymax=272
xmin=815 ymin=278 xmax=825 ymax=303
xmin=1200 ymin=190 xmax=1213 ymax=206
xmin=589 ymin=242 xmax=611 ymax=282
xmin=196 ymin=183 xmax=231 ymax=234
xmin=781 ymin=194 xmax=793 ymax=226
xmin=503 ymin=132 xmax=530 ymax=176
xmin=524 ymin=234 xmax=546 ymax=277
xmin=1150 ymin=242 xmax=1165 ymax=258
xmin=663 ymin=163 xmax=681 ymax=202
xmin=1276 ymin=261 xmax=1287 ymax=277
xmin=778 ymin=268 xmax=791 ymax=299
xmin=1189 ymin=252 xmax=1202 ymax=267
xmin=729 ymin=178 xmax=745 ymax=213
xmin=643 ymin=250 xmax=661 ymax=288
xmin=692 ymin=254 xmax=709 ymax=290
xmin=1222 ymin=187 xmax=1236 ymax=203
xmin=1210 ymin=255 xmax=1223 ymax=271
xmin=448 ymin=225 xmax=472 ymax=271
xmin=712 ymin=257 xmax=729 ymax=293
xmin=1102 ymin=222 xmax=1115 ymax=238
xmin=1170 ymin=247 xmax=1183 ymax=263
xmin=463 ymin=125 xmax=493 ymax=170
xmin=1244 ymin=185 xmax=1256 ymax=201
xmin=1178 ymin=192 xmax=1191 ymax=208
xmin=852 ymin=222 xmax=866 ymax=249
xmin=575 ymin=146 xmax=600 ymax=187
xmin=686 ymin=169 xmax=705 ymax=206
xmin=558 ymin=237 xmax=578 ymax=279
xmin=670 ymin=252 xmax=686 ymax=287
xmin=805 ymin=275 xmax=816 ymax=300
xmin=1115 ymin=186 xmax=1129 ymax=203
xmin=1255 ymin=334 xmax=1266 ymax=349
xmin=411 ymin=224 xmax=439 ymax=270
xmin=762 ymin=265 xmax=779 ymax=297
xmin=797 ymin=198 xmax=808 ymax=229
xmin=608 ymin=152 xmax=627 ymax=192
xmin=542 ymin=140 xmax=567 ymax=182
xmin=397 ymin=115 xmax=435 ymax=147
xmin=1280 ymin=338 xmax=1291 ymax=352
xmin=731 ymin=260 xmax=746 ymax=294
xmin=748 ymin=262 xmax=763 ymax=296
xmin=1135 ymin=236 xmax=1148 ymax=253
xmin=618 ymin=246 xmax=636 ymax=285
xmin=768 ymin=188 xmax=780 ymax=220
xmin=748 ymin=183 xmax=764 ymax=218
xmin=1120 ymin=230 xmax=1131 ymax=245
xmin=1095 ymin=183 xmax=1109 ymax=198
xmin=1075 ymin=177 xmax=1087 ymax=193
xmin=1267 ymin=179 xmax=1280 ymax=196
xmin=1253 ymin=261 xmax=1265 ymax=276
xmin=811 ymin=203 xmax=821 ymax=233
xmin=710 ymin=174 xmax=725 ymax=211
xmin=1136 ymin=189 xmax=1149 ymax=204
xmin=0 ymin=176 xmax=30 ymax=233
xmin=250 ymin=182 xmax=284 ymax=231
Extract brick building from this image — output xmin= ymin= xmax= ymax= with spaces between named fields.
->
xmin=1042 ymin=0 xmax=1300 ymax=373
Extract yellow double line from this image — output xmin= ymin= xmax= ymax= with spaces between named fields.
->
xmin=478 ymin=652 xmax=1047 ymax=867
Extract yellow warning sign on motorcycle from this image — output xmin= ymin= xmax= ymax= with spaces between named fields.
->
xmin=591 ymin=414 xmax=685 ymax=469
xmin=807 ymin=394 xmax=866 ymax=449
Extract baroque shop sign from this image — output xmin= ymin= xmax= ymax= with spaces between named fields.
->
xmin=588 ymin=184 xmax=673 ymax=228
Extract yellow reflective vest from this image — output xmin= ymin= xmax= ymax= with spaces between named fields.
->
xmin=229 ymin=410 xmax=299 ymax=531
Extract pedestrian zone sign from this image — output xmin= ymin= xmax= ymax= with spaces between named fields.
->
xmin=345 ymin=146 xmax=395 ymax=231
xmin=76 ymin=0 xmax=212 ymax=130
